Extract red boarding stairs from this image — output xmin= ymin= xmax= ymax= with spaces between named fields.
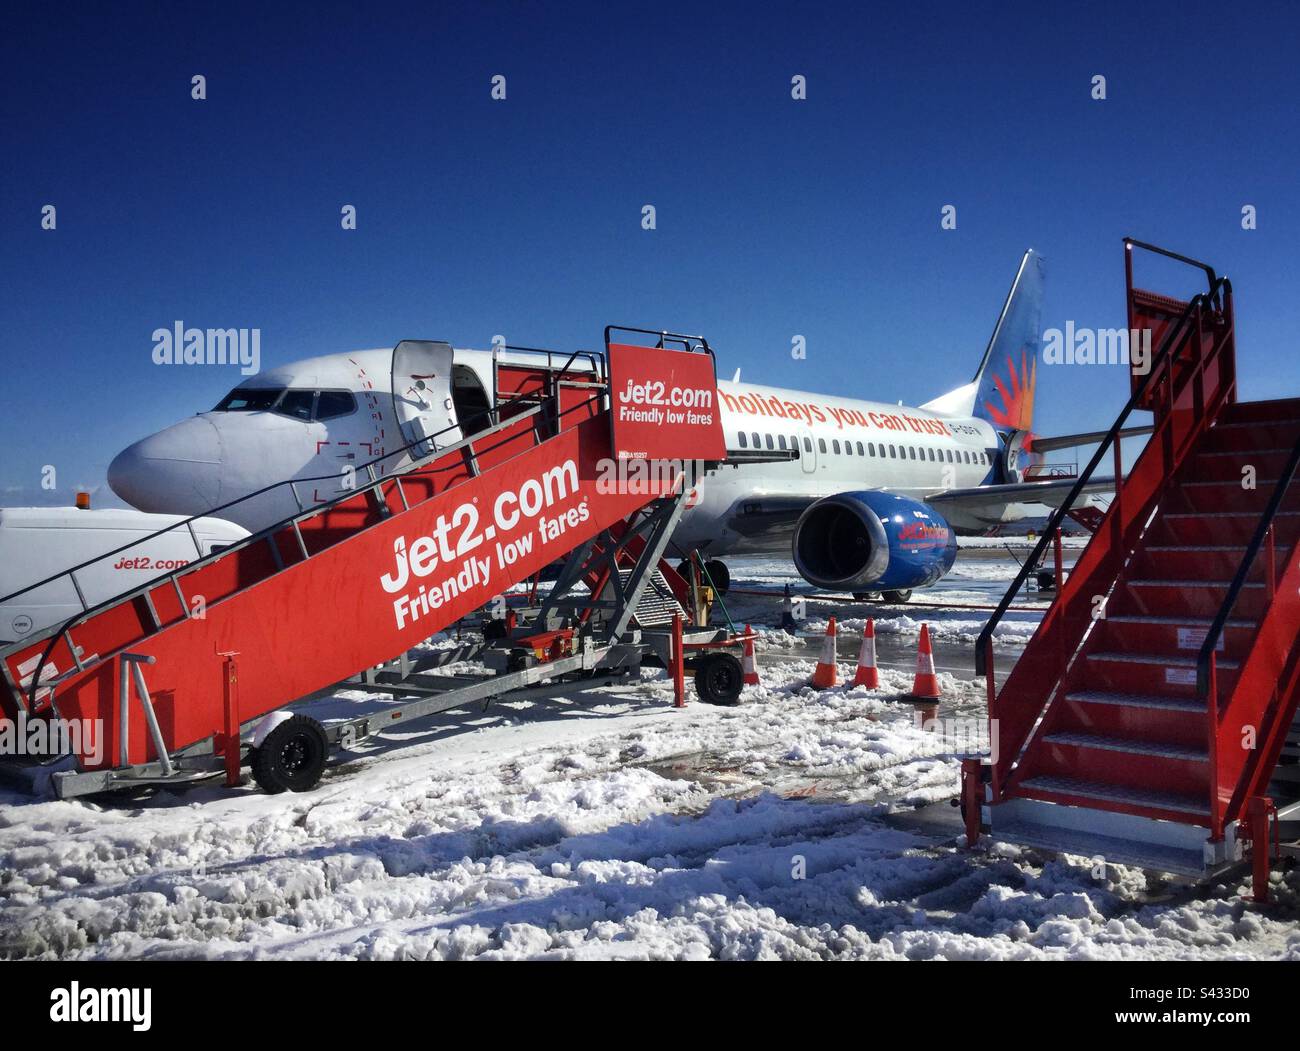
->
xmin=0 ymin=328 xmax=727 ymax=796
xmin=971 ymin=240 xmax=1300 ymax=893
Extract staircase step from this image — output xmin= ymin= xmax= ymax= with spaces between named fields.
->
xmin=1205 ymin=420 xmax=1300 ymax=452
xmin=1158 ymin=511 xmax=1300 ymax=545
xmin=1176 ymin=479 xmax=1300 ymax=513
xmin=1054 ymin=690 xmax=1208 ymax=752
xmin=1043 ymin=731 xmax=1207 ymax=762
xmin=1087 ymin=651 xmax=1238 ymax=668
xmin=1123 ymin=578 xmax=1266 ymax=618
xmin=1192 ymin=447 xmax=1297 ymax=481
xmin=1065 ymin=689 xmax=1203 ymax=713
xmin=1096 ymin=615 xmax=1251 ymax=659
xmin=1139 ymin=546 xmax=1282 ymax=580
xmin=1082 ymin=649 xmax=1238 ymax=695
xmin=1219 ymin=396 xmax=1300 ymax=426
xmin=991 ymin=820 xmax=1209 ymax=876
xmin=1018 ymin=775 xmax=1210 ymax=818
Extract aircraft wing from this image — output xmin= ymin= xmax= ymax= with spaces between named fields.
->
xmin=1029 ymin=426 xmax=1151 ymax=454
xmin=924 ymin=475 xmax=1116 ymax=513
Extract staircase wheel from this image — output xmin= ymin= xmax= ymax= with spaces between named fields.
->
xmin=251 ymin=715 xmax=329 ymax=794
xmin=703 ymin=560 xmax=731 ymax=594
xmin=694 ymin=652 xmax=744 ymax=706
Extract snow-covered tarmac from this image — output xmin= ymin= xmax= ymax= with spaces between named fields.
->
xmin=3 ymin=546 xmax=1298 ymax=960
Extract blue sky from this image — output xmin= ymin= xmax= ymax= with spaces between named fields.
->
xmin=3 ymin=1 xmax=1298 ymax=504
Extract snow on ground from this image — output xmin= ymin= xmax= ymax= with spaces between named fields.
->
xmin=2 ymin=550 xmax=1298 ymax=961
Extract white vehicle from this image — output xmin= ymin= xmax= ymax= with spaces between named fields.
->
xmin=0 ymin=508 xmax=249 ymax=644
xmin=105 ymin=250 xmax=1117 ymax=600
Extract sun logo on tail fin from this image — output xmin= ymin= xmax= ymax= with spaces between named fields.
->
xmin=981 ymin=345 xmax=1037 ymax=431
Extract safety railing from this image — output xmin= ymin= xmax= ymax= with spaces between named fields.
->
xmin=1196 ymin=431 xmax=1300 ymax=838
xmin=975 ymin=239 xmax=1235 ymax=794
xmin=4 ymin=344 xmax=613 ymax=709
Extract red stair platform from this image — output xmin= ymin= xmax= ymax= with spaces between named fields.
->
xmin=972 ymin=240 xmax=1300 ymax=894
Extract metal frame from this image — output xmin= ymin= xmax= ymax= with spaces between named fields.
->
xmin=7 ymin=329 xmax=735 ymax=800
xmin=44 ymin=486 xmax=720 ymax=800
xmin=5 ymin=365 xmax=607 ymax=714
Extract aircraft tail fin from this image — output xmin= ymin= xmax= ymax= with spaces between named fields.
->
xmin=921 ymin=248 xmax=1044 ymax=432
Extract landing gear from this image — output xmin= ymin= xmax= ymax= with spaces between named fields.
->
xmin=694 ymin=651 xmax=744 ymax=706
xmin=852 ymin=589 xmax=912 ymax=603
xmin=251 ymin=714 xmax=328 ymax=794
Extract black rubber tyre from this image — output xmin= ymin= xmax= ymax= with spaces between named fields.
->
xmin=852 ymin=591 xmax=879 ymax=602
xmin=882 ymin=589 xmax=912 ymax=603
xmin=676 ymin=561 xmax=693 ymax=584
xmin=251 ymin=715 xmax=329 ymax=794
xmin=703 ymin=560 xmax=731 ymax=594
xmin=694 ymin=651 xmax=744 ymax=706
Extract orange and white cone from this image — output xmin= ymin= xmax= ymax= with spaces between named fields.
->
xmin=908 ymin=623 xmax=941 ymax=726
xmin=853 ymin=618 xmax=879 ymax=688
xmin=812 ymin=617 xmax=839 ymax=689
xmin=742 ymin=624 xmax=760 ymax=686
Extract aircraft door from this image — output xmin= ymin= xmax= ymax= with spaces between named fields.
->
xmin=799 ymin=431 xmax=817 ymax=474
xmin=391 ymin=340 xmax=459 ymax=459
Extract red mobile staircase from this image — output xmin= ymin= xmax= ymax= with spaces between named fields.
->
xmin=970 ymin=240 xmax=1300 ymax=894
xmin=0 ymin=329 xmax=728 ymax=797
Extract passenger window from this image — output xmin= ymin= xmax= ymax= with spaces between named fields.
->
xmin=315 ymin=391 xmax=357 ymax=420
xmin=752 ymin=432 xmax=761 ymax=449
xmin=765 ymin=434 xmax=775 ymax=450
xmin=909 ymin=447 xmax=917 ymax=459
xmin=868 ymin=443 xmax=876 ymax=456
xmin=778 ymin=435 xmax=787 ymax=450
xmin=738 ymin=432 xmax=748 ymax=449
xmin=889 ymin=445 xmax=896 ymax=458
xmin=856 ymin=442 xmax=864 ymax=455
xmin=819 ymin=439 xmax=827 ymax=453
xmin=277 ymin=390 xmax=315 ymax=420
xmin=832 ymin=439 xmax=841 ymax=454
xmin=803 ymin=437 xmax=813 ymax=453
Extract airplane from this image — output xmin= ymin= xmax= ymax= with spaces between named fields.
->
xmin=106 ymin=249 xmax=1117 ymax=603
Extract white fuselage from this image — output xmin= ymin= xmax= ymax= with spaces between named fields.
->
xmin=674 ymin=381 xmax=1001 ymax=555
xmin=107 ymin=348 xmax=1010 ymax=555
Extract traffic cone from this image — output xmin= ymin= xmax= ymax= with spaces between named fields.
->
xmin=853 ymin=618 xmax=879 ymax=688
xmin=780 ymin=583 xmax=799 ymax=634
xmin=742 ymin=624 xmax=761 ymax=686
xmin=811 ymin=617 xmax=839 ymax=689
xmin=907 ymin=623 xmax=941 ymax=726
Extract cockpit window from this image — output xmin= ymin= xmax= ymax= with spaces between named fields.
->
xmin=213 ymin=386 xmax=357 ymax=421
xmin=315 ymin=391 xmax=356 ymax=420
xmin=277 ymin=390 xmax=315 ymax=420
xmin=214 ymin=387 xmax=284 ymax=411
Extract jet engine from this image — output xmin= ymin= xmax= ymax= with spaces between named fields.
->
xmin=792 ymin=491 xmax=957 ymax=592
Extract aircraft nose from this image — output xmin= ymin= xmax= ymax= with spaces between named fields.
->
xmin=108 ymin=416 xmax=224 ymax=515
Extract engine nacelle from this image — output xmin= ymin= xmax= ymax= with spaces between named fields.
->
xmin=792 ymin=491 xmax=957 ymax=592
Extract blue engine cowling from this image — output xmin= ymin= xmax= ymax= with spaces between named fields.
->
xmin=792 ymin=491 xmax=957 ymax=592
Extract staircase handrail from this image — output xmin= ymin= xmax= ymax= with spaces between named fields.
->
xmin=975 ymin=272 xmax=1231 ymax=675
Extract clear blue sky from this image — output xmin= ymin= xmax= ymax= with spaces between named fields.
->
xmin=3 ymin=1 xmax=1298 ymax=505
